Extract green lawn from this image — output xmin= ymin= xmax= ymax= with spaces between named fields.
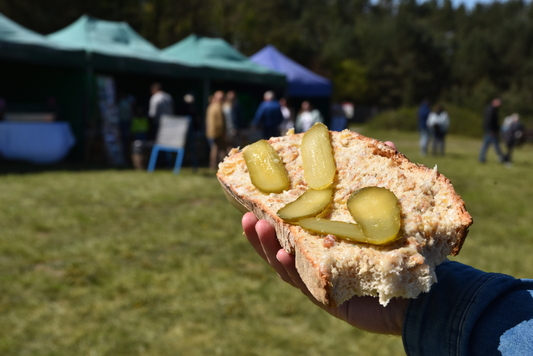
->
xmin=1 ymin=130 xmax=532 ymax=356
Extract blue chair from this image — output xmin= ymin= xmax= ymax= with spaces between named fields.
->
xmin=147 ymin=115 xmax=191 ymax=174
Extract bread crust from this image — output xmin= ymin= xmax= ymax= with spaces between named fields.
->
xmin=218 ymin=129 xmax=472 ymax=306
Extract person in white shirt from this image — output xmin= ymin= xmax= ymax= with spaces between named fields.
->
xmin=427 ymin=104 xmax=450 ymax=156
xmin=148 ymin=83 xmax=174 ymax=139
xmin=278 ymin=98 xmax=294 ymax=135
xmin=295 ymin=101 xmax=323 ymax=133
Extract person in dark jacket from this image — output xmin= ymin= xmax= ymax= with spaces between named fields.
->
xmin=478 ymin=98 xmax=506 ymax=163
xmin=252 ymin=91 xmax=284 ymax=140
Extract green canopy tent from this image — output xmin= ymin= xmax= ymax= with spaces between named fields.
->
xmin=46 ymin=16 xmax=209 ymax=164
xmin=0 ymin=12 xmax=84 ymax=67
xmin=46 ymin=15 xmax=198 ymax=78
xmin=162 ymin=34 xmax=286 ymax=119
xmin=0 ymin=13 xmax=88 ymax=162
xmin=162 ymin=34 xmax=285 ymax=86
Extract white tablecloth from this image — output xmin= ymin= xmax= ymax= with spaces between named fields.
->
xmin=0 ymin=121 xmax=76 ymax=164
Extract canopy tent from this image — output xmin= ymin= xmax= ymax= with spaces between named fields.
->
xmin=47 ymin=15 xmax=197 ymax=77
xmin=0 ymin=12 xmax=83 ymax=66
xmin=250 ymin=45 xmax=332 ymax=97
xmin=162 ymin=34 xmax=286 ymax=87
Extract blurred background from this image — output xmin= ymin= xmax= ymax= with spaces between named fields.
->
xmin=1 ymin=1 xmax=533 ymax=355
xmin=2 ymin=0 xmax=533 ymax=167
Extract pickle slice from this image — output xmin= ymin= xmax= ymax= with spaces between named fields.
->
xmin=277 ymin=188 xmax=333 ymax=222
xmin=301 ymin=122 xmax=336 ymax=190
xmin=243 ymin=140 xmax=290 ymax=193
xmin=299 ymin=218 xmax=367 ymax=242
xmin=347 ymin=187 xmax=401 ymax=244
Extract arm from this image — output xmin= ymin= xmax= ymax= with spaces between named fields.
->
xmin=243 ymin=214 xmax=533 ymax=355
xmin=403 ymin=261 xmax=533 ymax=355
xmin=205 ymin=106 xmax=215 ymax=139
xmin=294 ymin=113 xmax=303 ymax=133
xmin=252 ymin=103 xmax=265 ymax=127
xmin=442 ymin=112 xmax=450 ymax=132
xmin=242 ymin=212 xmax=408 ymax=335
xmin=426 ymin=113 xmax=436 ymax=128
xmin=148 ymin=95 xmax=157 ymax=119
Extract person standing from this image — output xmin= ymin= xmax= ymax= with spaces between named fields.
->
xmin=252 ymin=91 xmax=284 ymax=139
xmin=295 ymin=101 xmax=324 ymax=133
xmin=205 ymin=91 xmax=227 ymax=170
xmin=427 ymin=104 xmax=450 ymax=156
xmin=148 ymin=82 xmax=174 ymax=140
xmin=278 ymin=98 xmax=294 ymax=135
xmin=479 ymin=98 xmax=505 ymax=163
xmin=222 ymin=92 xmax=236 ymax=147
xmin=226 ymin=91 xmax=245 ymax=148
xmin=501 ymin=113 xmax=524 ymax=166
xmin=418 ymin=99 xmax=431 ymax=156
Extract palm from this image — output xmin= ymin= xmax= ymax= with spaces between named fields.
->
xmin=242 ymin=212 xmax=407 ymax=336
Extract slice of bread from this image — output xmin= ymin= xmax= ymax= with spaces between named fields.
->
xmin=217 ymin=129 xmax=472 ymax=306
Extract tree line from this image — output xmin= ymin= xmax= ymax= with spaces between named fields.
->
xmin=2 ymin=0 xmax=533 ymax=119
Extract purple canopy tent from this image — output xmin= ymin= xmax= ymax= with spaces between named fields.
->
xmin=250 ymin=45 xmax=332 ymax=97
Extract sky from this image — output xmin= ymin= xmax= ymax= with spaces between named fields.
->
xmin=450 ymin=0 xmax=499 ymax=8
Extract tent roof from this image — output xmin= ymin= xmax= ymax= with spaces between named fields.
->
xmin=48 ymin=15 xmax=161 ymax=59
xmin=250 ymin=45 xmax=332 ymax=97
xmin=162 ymin=34 xmax=286 ymax=86
xmin=47 ymin=15 xmax=195 ymax=77
xmin=0 ymin=12 xmax=53 ymax=46
xmin=0 ymin=13 xmax=83 ymax=66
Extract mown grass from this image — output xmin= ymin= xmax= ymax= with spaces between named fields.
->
xmin=1 ymin=130 xmax=532 ymax=355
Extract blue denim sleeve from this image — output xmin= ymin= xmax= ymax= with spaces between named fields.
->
xmin=402 ymin=261 xmax=533 ymax=356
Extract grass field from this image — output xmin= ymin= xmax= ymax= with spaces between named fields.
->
xmin=1 ymin=130 xmax=532 ymax=356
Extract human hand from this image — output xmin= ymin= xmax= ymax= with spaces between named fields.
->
xmin=241 ymin=140 xmax=407 ymax=336
xmin=242 ymin=213 xmax=407 ymax=335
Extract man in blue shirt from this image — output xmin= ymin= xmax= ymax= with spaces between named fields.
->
xmin=252 ymin=91 xmax=284 ymax=140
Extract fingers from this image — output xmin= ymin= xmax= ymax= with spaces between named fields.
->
xmin=242 ymin=212 xmax=267 ymax=261
xmin=243 ymin=215 xmax=332 ymax=307
xmin=384 ymin=141 xmax=397 ymax=150
xmin=255 ymin=219 xmax=297 ymax=287
xmin=275 ymin=249 xmax=302 ymax=289
xmin=242 ymin=213 xmax=296 ymax=287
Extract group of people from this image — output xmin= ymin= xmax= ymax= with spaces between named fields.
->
xmin=120 ymin=83 xmax=205 ymax=169
xmin=121 ymin=84 xmax=330 ymax=171
xmin=118 ymin=82 xmax=174 ymax=149
xmin=418 ymin=97 xmax=525 ymax=165
xmin=204 ymin=90 xmax=246 ymax=170
xmin=479 ymin=97 xmax=524 ymax=166
xmin=207 ymin=89 xmax=326 ymax=170
xmin=417 ymin=100 xmax=450 ymax=156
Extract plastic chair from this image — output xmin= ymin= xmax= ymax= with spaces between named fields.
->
xmin=147 ymin=115 xmax=191 ymax=174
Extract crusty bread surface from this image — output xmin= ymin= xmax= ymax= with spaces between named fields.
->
xmin=217 ymin=129 xmax=472 ymax=307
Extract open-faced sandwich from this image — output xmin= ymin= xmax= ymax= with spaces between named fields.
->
xmin=217 ymin=123 xmax=472 ymax=306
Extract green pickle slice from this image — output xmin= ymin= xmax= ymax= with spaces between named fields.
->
xmin=277 ymin=188 xmax=333 ymax=222
xmin=243 ymin=140 xmax=290 ymax=193
xmin=299 ymin=218 xmax=367 ymax=242
xmin=347 ymin=187 xmax=401 ymax=245
xmin=301 ymin=123 xmax=336 ymax=190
